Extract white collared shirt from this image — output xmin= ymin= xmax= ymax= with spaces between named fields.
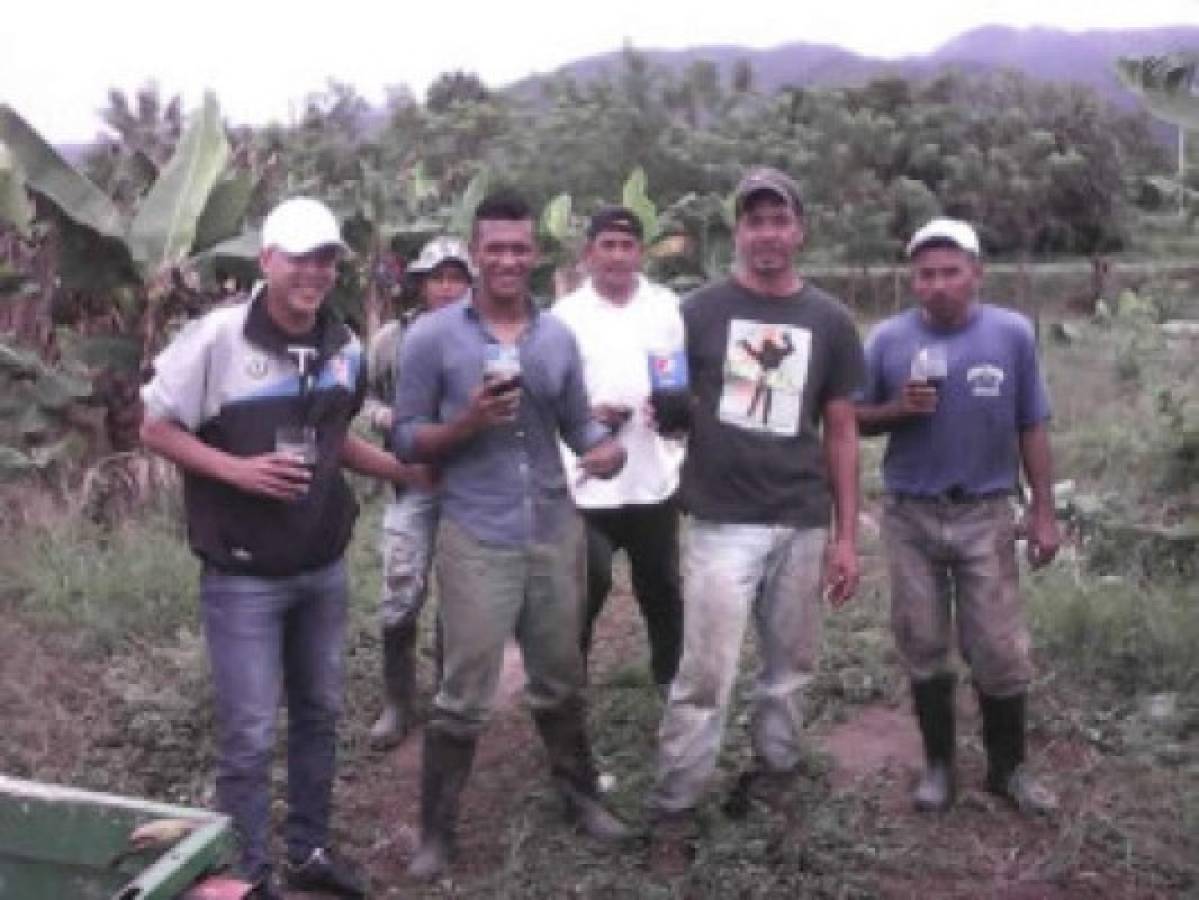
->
xmin=551 ymin=275 xmax=686 ymax=509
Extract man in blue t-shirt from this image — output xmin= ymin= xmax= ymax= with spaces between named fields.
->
xmin=856 ymin=217 xmax=1061 ymax=817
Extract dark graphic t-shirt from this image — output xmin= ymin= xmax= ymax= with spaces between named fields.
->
xmin=680 ymin=278 xmax=865 ymax=528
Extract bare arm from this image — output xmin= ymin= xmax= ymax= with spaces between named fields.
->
xmin=139 ymin=415 xmax=309 ymax=502
xmin=339 ymin=434 xmax=437 ymax=489
xmin=1018 ymin=422 xmax=1061 ymax=568
xmin=822 ymin=397 xmax=860 ymax=606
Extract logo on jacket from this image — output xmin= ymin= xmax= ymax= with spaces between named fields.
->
xmin=246 ymin=356 xmax=268 ymax=379
xmin=329 ymin=354 xmax=354 ymax=390
xmin=966 ymin=363 xmax=1004 ymax=397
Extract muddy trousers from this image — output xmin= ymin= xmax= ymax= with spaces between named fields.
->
xmin=200 ymin=559 xmax=347 ymax=882
xmin=650 ymin=521 xmax=826 ymax=815
xmin=414 ymin=517 xmax=603 ymax=858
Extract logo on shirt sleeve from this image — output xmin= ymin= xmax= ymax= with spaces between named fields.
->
xmin=967 ymin=364 xmax=1005 ymax=397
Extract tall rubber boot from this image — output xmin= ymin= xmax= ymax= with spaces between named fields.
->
xmin=369 ymin=623 xmax=417 ymax=749
xmin=977 ymin=691 xmax=1057 ymax=815
xmin=911 ymin=673 xmax=956 ymax=811
xmin=407 ymin=729 xmax=477 ymax=880
xmin=532 ymin=698 xmax=630 ymax=842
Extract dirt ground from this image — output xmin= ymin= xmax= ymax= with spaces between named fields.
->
xmin=2 ymin=585 xmax=1193 ymax=899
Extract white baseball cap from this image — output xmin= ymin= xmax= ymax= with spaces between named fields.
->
xmin=906 ymin=217 xmax=980 ymax=258
xmin=261 ymin=197 xmax=348 ymax=255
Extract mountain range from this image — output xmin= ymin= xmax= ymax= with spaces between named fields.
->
xmin=511 ymin=25 xmax=1199 ymax=113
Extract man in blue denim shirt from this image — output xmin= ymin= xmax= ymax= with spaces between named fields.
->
xmin=394 ymin=191 xmax=629 ymax=880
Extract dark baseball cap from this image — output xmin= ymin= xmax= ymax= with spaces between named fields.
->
xmin=734 ymin=166 xmax=804 ymax=217
xmin=586 ymin=205 xmax=644 ymax=241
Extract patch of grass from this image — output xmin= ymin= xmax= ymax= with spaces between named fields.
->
xmin=1027 ymin=567 xmax=1199 ymax=699
xmin=0 ymin=504 xmax=199 ymax=650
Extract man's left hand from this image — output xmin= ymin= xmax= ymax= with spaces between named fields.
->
xmin=578 ymin=439 xmax=626 ymax=480
xmin=1023 ymin=506 xmax=1061 ymax=569
xmin=823 ymin=537 xmax=859 ymax=607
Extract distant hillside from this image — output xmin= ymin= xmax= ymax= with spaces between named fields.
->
xmin=509 ymin=25 xmax=1199 ymax=112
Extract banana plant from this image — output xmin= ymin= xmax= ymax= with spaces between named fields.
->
xmin=0 ymin=95 xmax=258 ymax=458
xmin=1116 ymin=54 xmax=1199 ymax=216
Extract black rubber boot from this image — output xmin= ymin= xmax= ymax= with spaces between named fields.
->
xmin=369 ymin=623 xmax=417 ymax=749
xmin=911 ymin=673 xmax=956 ymax=812
xmin=407 ymin=729 xmax=477 ymax=880
xmin=532 ymin=698 xmax=630 ymax=842
xmin=977 ymin=691 xmax=1057 ymax=815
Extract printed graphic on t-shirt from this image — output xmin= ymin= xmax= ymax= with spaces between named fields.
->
xmin=967 ymin=363 xmax=1005 ymax=397
xmin=718 ymin=321 xmax=811 ymax=435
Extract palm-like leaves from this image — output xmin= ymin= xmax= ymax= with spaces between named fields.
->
xmin=1115 ymin=54 xmax=1199 ymax=129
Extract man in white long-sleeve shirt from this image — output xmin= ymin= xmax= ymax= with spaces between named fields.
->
xmin=552 ymin=206 xmax=685 ymax=695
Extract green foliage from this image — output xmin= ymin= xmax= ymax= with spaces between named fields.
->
xmin=0 ymin=337 xmax=94 ymax=480
xmin=1027 ymin=569 xmax=1199 ymax=697
xmin=0 ymin=505 xmax=198 ymax=650
xmin=1116 ymin=54 xmax=1199 ymax=131
xmin=0 ymin=143 xmax=33 ymax=236
xmin=125 ymin=93 xmax=231 ymax=278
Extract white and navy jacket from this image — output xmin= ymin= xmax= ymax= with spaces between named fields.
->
xmin=142 ymin=286 xmax=367 ymax=576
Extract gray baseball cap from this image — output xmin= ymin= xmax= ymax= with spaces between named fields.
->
xmin=734 ymin=166 xmax=804 ymax=217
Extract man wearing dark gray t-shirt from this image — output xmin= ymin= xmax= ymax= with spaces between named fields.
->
xmin=647 ymin=167 xmax=864 ymax=826
xmin=857 ymin=217 xmax=1061 ymax=817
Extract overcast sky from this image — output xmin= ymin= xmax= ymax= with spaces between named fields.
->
xmin=4 ymin=0 xmax=1197 ymax=142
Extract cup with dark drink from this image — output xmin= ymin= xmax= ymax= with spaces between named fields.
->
xmin=483 ymin=344 xmax=522 ymax=394
xmin=647 ymin=347 xmax=691 ymax=433
xmin=910 ymin=344 xmax=948 ymax=389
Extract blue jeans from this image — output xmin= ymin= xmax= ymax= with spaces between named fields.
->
xmin=200 ymin=558 xmax=348 ymax=880
xmin=650 ymin=520 xmax=827 ymax=814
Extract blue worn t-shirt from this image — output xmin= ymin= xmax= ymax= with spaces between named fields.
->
xmin=861 ymin=304 xmax=1050 ymax=497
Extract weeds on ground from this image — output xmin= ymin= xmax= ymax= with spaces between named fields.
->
xmin=0 ymin=504 xmax=199 ymax=650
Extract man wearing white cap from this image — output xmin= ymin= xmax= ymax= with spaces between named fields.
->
xmin=856 ymin=217 xmax=1061 ymax=816
xmin=364 ymin=236 xmax=473 ymax=747
xmin=140 ymin=196 xmax=429 ymax=896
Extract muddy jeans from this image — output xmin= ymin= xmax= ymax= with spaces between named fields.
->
xmin=428 ymin=516 xmax=588 ymax=740
xmin=200 ymin=559 xmax=347 ymax=881
xmin=379 ymin=488 xmax=439 ymax=629
xmin=650 ymin=520 xmax=826 ymax=815
xmin=882 ymin=494 xmax=1032 ymax=698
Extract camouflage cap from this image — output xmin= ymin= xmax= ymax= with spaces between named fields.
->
xmin=408 ymin=236 xmax=475 ymax=278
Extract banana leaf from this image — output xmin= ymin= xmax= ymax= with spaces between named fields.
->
xmin=0 ymin=105 xmax=125 ymax=240
xmin=127 ymin=93 xmax=230 ymax=277
xmin=622 ymin=166 xmax=659 ymax=241
xmin=449 ymin=168 xmax=490 ymax=238
xmin=540 ymin=193 xmax=572 ymax=242
xmin=0 ymin=445 xmax=37 ymax=480
xmin=1115 ymin=55 xmax=1199 ymax=129
xmin=30 ymin=369 xmax=92 ymax=409
xmin=0 ymin=143 xmax=33 ymax=237
xmin=192 ymin=172 xmax=255 ymax=253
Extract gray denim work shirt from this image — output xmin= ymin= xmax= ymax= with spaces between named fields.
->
xmin=393 ymin=297 xmax=607 ymax=547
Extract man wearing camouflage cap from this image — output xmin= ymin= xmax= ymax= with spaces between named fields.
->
xmin=364 ymin=236 xmax=473 ymax=747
